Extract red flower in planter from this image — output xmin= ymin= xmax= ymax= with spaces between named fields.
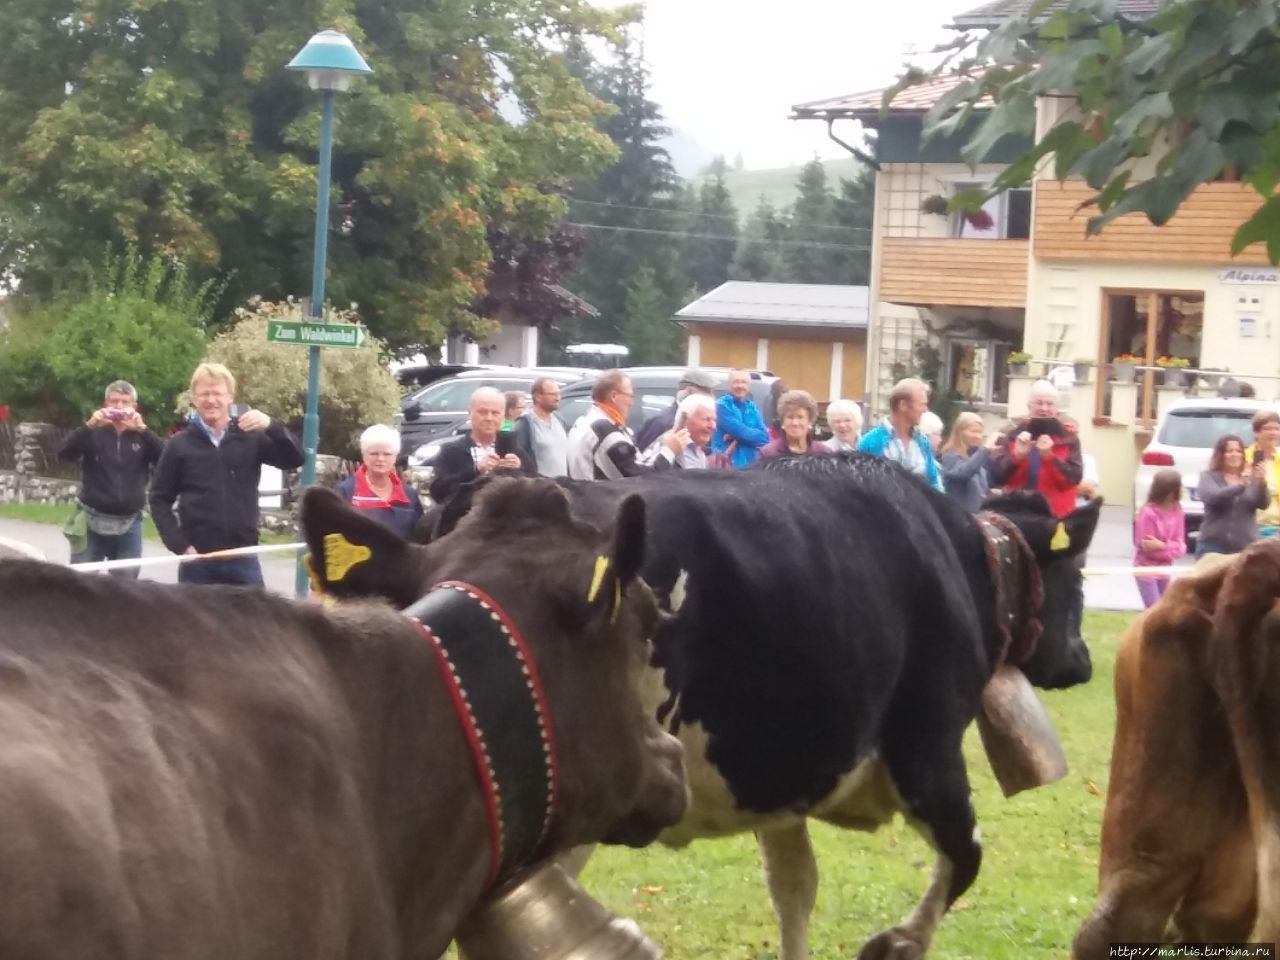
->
xmin=965 ymin=209 xmax=995 ymax=232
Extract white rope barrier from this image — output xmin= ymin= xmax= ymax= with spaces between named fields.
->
xmin=62 ymin=541 xmax=1189 ymax=580
xmin=70 ymin=542 xmax=306 ymax=574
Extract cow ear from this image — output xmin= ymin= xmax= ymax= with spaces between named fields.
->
xmin=300 ymin=487 xmax=423 ymax=606
xmin=586 ymin=494 xmax=647 ymax=624
xmin=611 ymin=494 xmax=647 ymax=586
xmin=1057 ymin=497 xmax=1103 ymax=558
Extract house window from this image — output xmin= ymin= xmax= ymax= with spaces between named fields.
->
xmin=1095 ymin=290 xmax=1204 ymax=423
xmin=949 ymin=185 xmax=1032 ymax=240
xmin=946 ymin=338 xmax=1012 ymax=407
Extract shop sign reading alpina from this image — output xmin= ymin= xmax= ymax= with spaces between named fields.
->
xmin=1218 ymin=267 xmax=1280 ymax=285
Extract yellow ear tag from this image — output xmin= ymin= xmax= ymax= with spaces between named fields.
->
xmin=324 ymin=533 xmax=372 ymax=582
xmin=1050 ymin=521 xmax=1071 ymax=552
xmin=588 ymin=555 xmax=610 ymax=603
xmin=611 ymin=580 xmax=622 ymax=625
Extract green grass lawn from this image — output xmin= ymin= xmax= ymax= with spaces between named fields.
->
xmin=578 ymin=611 xmax=1134 ymax=959
xmin=0 ymin=502 xmax=299 ymax=545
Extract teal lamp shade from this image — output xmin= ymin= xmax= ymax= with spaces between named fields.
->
xmin=287 ymin=30 xmax=373 ymax=92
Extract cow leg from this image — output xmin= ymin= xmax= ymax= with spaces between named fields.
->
xmin=757 ymin=822 xmax=818 ymax=960
xmin=859 ymin=747 xmax=979 ymax=959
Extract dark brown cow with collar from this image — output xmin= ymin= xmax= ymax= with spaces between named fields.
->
xmin=1073 ymin=544 xmax=1280 ymax=955
xmin=0 ymin=479 xmax=685 ymax=960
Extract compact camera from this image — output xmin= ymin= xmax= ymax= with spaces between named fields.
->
xmin=105 ymin=408 xmax=131 ymax=421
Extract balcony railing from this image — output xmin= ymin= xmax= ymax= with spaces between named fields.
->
xmin=879 ymin=236 xmax=1028 ymax=309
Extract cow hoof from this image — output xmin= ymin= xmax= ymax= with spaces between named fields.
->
xmin=857 ymin=928 xmax=925 ymax=960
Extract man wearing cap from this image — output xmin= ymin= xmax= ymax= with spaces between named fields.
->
xmin=635 ymin=368 xmax=719 ymax=451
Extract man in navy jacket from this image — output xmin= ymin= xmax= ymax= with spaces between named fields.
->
xmin=149 ymin=363 xmax=303 ymax=586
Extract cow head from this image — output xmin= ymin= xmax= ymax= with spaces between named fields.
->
xmin=981 ymin=491 xmax=1101 ymax=690
xmin=300 ymin=480 xmax=687 ymax=852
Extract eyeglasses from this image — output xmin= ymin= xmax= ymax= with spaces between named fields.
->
xmin=615 ymin=391 xmax=634 ymax=399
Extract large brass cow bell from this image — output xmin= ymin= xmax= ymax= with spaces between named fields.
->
xmin=976 ymin=664 xmax=1069 ymax=797
xmin=456 ymin=860 xmax=662 ymax=960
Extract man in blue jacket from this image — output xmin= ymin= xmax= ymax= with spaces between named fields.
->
xmin=857 ymin=377 xmax=945 ymax=493
xmin=711 ymin=369 xmax=771 ymax=469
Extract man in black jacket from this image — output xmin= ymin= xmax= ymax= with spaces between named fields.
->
xmin=428 ymin=387 xmax=521 ymax=503
xmin=149 ymin=363 xmax=304 ymax=586
xmin=58 ymin=379 xmax=165 ymax=578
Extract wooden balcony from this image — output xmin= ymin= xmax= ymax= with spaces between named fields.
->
xmin=1034 ymin=180 xmax=1271 ymax=264
xmin=879 ymin=237 xmax=1029 ymax=309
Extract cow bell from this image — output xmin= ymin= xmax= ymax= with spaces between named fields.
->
xmin=977 ymin=664 xmax=1069 ymax=797
xmin=456 ymin=860 xmax=662 ymax=960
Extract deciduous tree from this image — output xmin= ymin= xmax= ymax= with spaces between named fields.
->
xmin=902 ymin=0 xmax=1280 ymax=257
xmin=0 ymin=0 xmax=625 ymax=348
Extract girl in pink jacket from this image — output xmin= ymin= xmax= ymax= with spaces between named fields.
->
xmin=1133 ymin=468 xmax=1187 ymax=608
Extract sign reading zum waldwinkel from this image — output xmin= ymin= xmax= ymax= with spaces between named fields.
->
xmin=266 ymin=320 xmax=367 ymax=348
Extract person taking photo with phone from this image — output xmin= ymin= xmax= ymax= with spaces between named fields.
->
xmin=1245 ymin=409 xmax=1280 ymax=539
xmin=58 ymin=379 xmax=165 ymax=577
xmin=428 ymin=386 xmax=523 ymax=503
xmin=1197 ymin=434 xmax=1270 ymax=557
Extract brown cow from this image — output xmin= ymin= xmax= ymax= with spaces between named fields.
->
xmin=1073 ymin=547 xmax=1280 ymax=956
xmin=0 ymin=479 xmax=686 ymax=959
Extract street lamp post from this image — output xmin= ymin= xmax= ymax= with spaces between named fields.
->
xmin=286 ymin=30 xmax=372 ymax=597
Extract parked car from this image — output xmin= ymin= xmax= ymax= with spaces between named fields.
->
xmin=392 ymin=362 xmax=480 ymax=392
xmin=398 ymin=368 xmax=587 ymax=454
xmin=1133 ymin=397 xmax=1273 ymax=540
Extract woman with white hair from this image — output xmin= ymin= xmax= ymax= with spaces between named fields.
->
xmin=919 ymin=410 xmax=944 ymax=456
xmin=335 ymin=424 xmax=424 ymax=538
xmin=825 ymin=399 xmax=863 ymax=452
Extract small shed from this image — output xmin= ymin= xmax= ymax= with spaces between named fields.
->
xmin=677 ymin=281 xmax=869 ymax=401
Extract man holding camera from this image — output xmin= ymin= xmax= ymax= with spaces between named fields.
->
xmin=58 ymin=380 xmax=165 ymax=578
xmin=989 ymin=379 xmax=1084 ymax=517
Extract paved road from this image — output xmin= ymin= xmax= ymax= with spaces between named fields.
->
xmin=0 ymin=517 xmax=302 ymax=596
xmin=1 ymin=504 xmax=1167 ymax=610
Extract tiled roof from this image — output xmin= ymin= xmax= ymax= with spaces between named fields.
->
xmin=791 ymin=74 xmax=978 ymax=120
xmin=676 ymin=282 xmax=869 ymax=329
xmin=952 ymin=0 xmax=1163 ymax=29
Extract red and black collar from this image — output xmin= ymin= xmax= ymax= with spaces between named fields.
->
xmin=405 ymin=581 xmax=560 ymax=891
xmin=975 ymin=514 xmax=1044 ymax=669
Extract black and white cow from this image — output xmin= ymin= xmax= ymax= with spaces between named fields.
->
xmin=319 ymin=453 xmax=1100 ymax=959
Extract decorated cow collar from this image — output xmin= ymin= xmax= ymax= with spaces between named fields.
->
xmin=404 ymin=581 xmax=560 ymax=891
xmin=975 ymin=514 xmax=1045 ymax=669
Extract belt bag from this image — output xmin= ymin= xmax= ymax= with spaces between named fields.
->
xmin=84 ymin=504 xmax=140 ymax=536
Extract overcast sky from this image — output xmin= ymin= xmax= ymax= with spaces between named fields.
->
xmin=606 ymin=0 xmax=982 ymax=170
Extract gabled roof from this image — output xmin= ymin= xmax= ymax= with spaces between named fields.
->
xmin=676 ymin=282 xmax=869 ymax=330
xmin=952 ymin=0 xmax=1162 ymax=30
xmin=791 ymin=74 xmax=974 ymax=121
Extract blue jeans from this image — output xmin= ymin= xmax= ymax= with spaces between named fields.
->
xmin=178 ymin=556 xmax=264 ymax=587
xmin=72 ymin=517 xmax=144 ymax=580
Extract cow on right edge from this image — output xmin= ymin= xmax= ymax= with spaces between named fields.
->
xmin=1074 ymin=543 xmax=1280 ymax=956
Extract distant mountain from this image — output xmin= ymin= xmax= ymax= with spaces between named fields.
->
xmin=659 ymin=127 xmax=716 ymax=179
xmin=700 ymin=156 xmax=871 ymax=220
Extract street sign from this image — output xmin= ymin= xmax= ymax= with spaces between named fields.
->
xmin=266 ymin=319 xmax=366 ymax=348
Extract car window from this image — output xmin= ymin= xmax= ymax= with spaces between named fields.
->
xmin=412 ymin=378 xmax=529 ymax=413
xmin=1159 ymin=409 xmax=1259 ymax=447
